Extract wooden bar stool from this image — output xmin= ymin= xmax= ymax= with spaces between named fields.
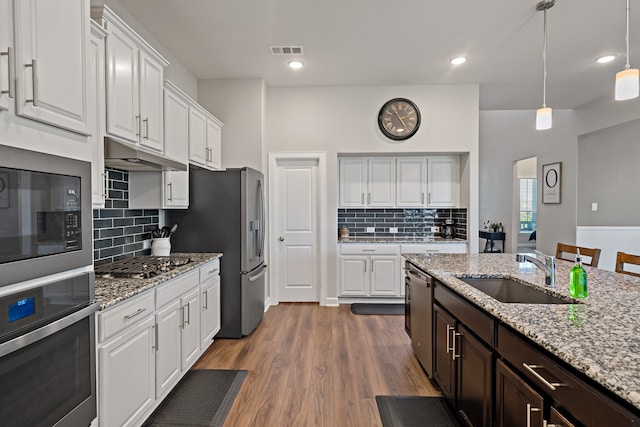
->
xmin=555 ymin=243 xmax=602 ymax=267
xmin=615 ymin=252 xmax=640 ymax=278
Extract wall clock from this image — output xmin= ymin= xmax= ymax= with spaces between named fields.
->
xmin=378 ymin=98 xmax=421 ymax=140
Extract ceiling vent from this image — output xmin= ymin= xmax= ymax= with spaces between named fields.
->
xmin=270 ymin=46 xmax=304 ymax=55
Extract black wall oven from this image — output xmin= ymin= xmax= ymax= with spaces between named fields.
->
xmin=0 ymin=145 xmax=96 ymax=427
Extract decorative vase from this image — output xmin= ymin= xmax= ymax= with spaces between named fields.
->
xmin=151 ymin=238 xmax=171 ymax=256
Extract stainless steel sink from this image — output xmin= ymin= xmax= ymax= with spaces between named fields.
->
xmin=457 ymin=277 xmax=573 ymax=304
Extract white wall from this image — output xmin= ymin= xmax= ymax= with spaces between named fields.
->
xmin=266 ymin=84 xmax=480 ymax=302
xmin=197 ymin=79 xmax=265 ymax=171
xmin=479 ymin=109 xmax=577 ymax=255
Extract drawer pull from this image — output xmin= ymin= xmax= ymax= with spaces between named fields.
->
xmin=526 ymin=403 xmax=542 ymax=427
xmin=522 ymin=363 xmax=564 ymax=391
xmin=446 ymin=325 xmax=455 ymax=354
xmin=452 ymin=331 xmax=462 ymax=360
xmin=124 ymin=308 xmax=146 ymax=320
xmin=208 ymin=268 xmax=219 ymax=275
xmin=362 ymin=249 xmax=376 ymax=252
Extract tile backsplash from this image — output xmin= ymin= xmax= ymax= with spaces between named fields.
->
xmin=93 ymin=169 xmax=158 ymax=265
xmin=338 ymin=208 xmax=467 ymax=239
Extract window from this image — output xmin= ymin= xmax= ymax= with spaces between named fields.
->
xmin=519 ymin=178 xmax=537 ymax=232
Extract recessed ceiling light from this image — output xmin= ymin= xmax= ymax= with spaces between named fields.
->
xmin=287 ymin=60 xmax=304 ymax=69
xmin=596 ymin=55 xmax=616 ymax=64
xmin=450 ymin=56 xmax=467 ymax=65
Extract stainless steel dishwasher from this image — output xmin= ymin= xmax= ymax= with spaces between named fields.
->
xmin=405 ymin=261 xmax=434 ymax=377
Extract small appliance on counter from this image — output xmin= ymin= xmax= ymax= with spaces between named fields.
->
xmin=441 ymin=218 xmax=456 ymax=239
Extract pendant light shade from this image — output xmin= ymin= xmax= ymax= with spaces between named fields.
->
xmin=535 ymin=0 xmax=554 ymax=130
xmin=615 ymin=0 xmax=639 ymax=101
xmin=536 ymin=107 xmax=553 ymax=130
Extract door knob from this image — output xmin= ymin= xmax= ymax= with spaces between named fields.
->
xmin=279 ymin=236 xmax=285 ymax=241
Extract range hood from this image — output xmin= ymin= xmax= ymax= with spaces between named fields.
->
xmin=104 ymin=138 xmax=187 ymax=171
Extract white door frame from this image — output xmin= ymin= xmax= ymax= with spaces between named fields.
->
xmin=268 ymin=152 xmax=328 ymax=306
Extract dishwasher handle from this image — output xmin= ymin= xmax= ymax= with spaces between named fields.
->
xmin=407 ymin=268 xmax=431 ymax=288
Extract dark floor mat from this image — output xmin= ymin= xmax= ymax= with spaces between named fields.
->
xmin=350 ymin=303 xmax=405 ymax=315
xmin=376 ymin=396 xmax=461 ymax=427
xmin=143 ymin=369 xmax=247 ymax=427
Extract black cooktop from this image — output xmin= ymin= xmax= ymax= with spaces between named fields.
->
xmin=95 ymin=256 xmax=192 ymax=279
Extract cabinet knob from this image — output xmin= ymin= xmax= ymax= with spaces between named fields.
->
xmin=279 ymin=236 xmax=285 ymax=241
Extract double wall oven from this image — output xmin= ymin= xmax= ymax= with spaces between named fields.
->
xmin=0 ymin=145 xmax=97 ymax=427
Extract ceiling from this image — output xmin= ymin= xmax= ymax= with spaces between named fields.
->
xmin=119 ymin=0 xmax=639 ymax=110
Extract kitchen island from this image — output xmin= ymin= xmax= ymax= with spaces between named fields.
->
xmin=403 ymin=252 xmax=640 ymax=425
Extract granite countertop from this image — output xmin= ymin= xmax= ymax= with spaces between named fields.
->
xmin=402 ymin=252 xmax=640 ymax=411
xmin=338 ymin=236 xmax=468 ymax=244
xmin=95 ymin=253 xmax=222 ymax=310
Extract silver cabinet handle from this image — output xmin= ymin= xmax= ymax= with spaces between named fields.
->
xmin=364 ymin=260 xmax=367 ymax=273
xmin=452 ymin=331 xmax=462 ymax=360
xmin=446 ymin=324 xmax=454 ymax=354
xmin=185 ymin=302 xmax=191 ymax=325
xmin=180 ymin=306 xmax=185 ymax=329
xmin=202 ymin=290 xmax=208 ymax=310
xmin=136 ymin=115 xmax=141 ymax=137
xmin=361 ymin=193 xmax=364 ymax=204
xmin=1 ymin=46 xmax=14 ymax=98
xmin=522 ymin=363 xmax=564 ymax=391
xmin=167 ymin=182 xmax=173 ymax=201
xmin=362 ymin=249 xmax=376 ymax=252
xmin=428 ymin=192 xmax=431 ymax=204
xmin=368 ymin=192 xmax=371 ymax=204
xmin=371 ymin=259 xmax=374 ymax=272
xmin=143 ymin=117 xmax=149 ymax=140
xmin=208 ymin=268 xmax=219 ymax=274
xmin=421 ymin=192 xmax=425 ymax=204
xmin=152 ymin=324 xmax=157 ymax=350
xmin=102 ymin=172 xmax=108 ymax=199
xmin=25 ymin=59 xmax=38 ymax=106
xmin=124 ymin=308 xmax=146 ymax=320
xmin=526 ymin=403 xmax=542 ymax=427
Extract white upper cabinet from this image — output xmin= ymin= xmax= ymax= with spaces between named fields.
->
xmin=205 ymin=117 xmax=222 ymax=170
xmin=427 ymin=156 xmax=459 ymax=207
xmin=396 ymin=157 xmax=427 ymax=207
xmin=339 ymin=158 xmax=368 ymax=207
xmin=10 ymin=0 xmax=90 ymax=135
xmin=368 ymin=157 xmax=395 ymax=207
xmin=88 ymin=21 xmax=107 ymax=208
xmin=0 ymin=0 xmax=11 ymax=112
xmin=92 ymin=5 xmax=169 ymax=151
xmin=188 ymin=105 xmax=207 ymax=166
xmin=163 ymin=81 xmax=189 ymax=164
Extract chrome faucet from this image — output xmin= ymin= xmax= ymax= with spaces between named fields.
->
xmin=516 ymin=252 xmax=556 ymax=288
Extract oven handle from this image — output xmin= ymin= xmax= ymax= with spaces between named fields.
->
xmin=0 ymin=302 xmax=100 ymax=358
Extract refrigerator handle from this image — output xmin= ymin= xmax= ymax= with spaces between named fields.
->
xmin=257 ymin=179 xmax=265 ymax=258
xmin=249 ymin=264 xmax=268 ymax=282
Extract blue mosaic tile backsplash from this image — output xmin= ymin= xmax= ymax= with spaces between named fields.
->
xmin=338 ymin=208 xmax=467 ymax=239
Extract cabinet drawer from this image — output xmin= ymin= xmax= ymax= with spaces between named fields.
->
xmin=434 ymin=282 xmax=494 ymax=346
xmin=156 ymin=269 xmax=200 ymax=308
xmin=98 ymin=291 xmax=155 ymax=343
xmin=199 ymin=258 xmax=220 ymax=283
xmin=497 ymin=324 xmax=640 ymax=427
xmin=340 ymin=244 xmax=399 ymax=255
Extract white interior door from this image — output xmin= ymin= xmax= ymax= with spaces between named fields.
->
xmin=274 ymin=158 xmax=320 ymax=302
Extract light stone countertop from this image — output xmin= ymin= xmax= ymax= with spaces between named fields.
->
xmin=402 ymin=252 xmax=640 ymax=412
xmin=95 ymin=253 xmax=222 ymax=310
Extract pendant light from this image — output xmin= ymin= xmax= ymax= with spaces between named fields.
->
xmin=536 ymin=0 xmax=554 ymax=130
xmin=615 ymin=0 xmax=639 ymax=100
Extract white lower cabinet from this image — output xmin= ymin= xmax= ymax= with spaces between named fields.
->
xmin=340 ymin=245 xmax=400 ymax=296
xmin=97 ymin=259 xmax=221 ymax=426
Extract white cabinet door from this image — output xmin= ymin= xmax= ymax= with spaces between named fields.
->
xmin=104 ymin=23 xmax=139 ymax=143
xmin=370 ymin=256 xmax=400 ymax=296
xmin=0 ymin=0 xmax=11 ymax=112
xmin=180 ymin=287 xmax=201 ymax=370
xmin=155 ymin=300 xmax=181 ymax=399
xmin=200 ymin=276 xmax=221 ymax=348
xmin=89 ymin=22 xmax=107 ymax=208
xmin=340 ymin=256 xmax=369 ymax=295
xmin=163 ymin=82 xmax=189 ymax=163
xmin=205 ymin=117 xmax=222 ymax=170
xmin=139 ymin=51 xmax=163 ymax=152
xmin=368 ymin=157 xmax=395 ymax=207
xmin=427 ymin=156 xmax=459 ymax=207
xmin=99 ymin=316 xmax=155 ymax=427
xmin=13 ymin=0 xmax=89 ymax=135
xmin=188 ymin=106 xmax=207 ymax=166
xmin=339 ymin=158 xmax=367 ymax=207
xmin=163 ymin=170 xmax=189 ymax=208
xmin=396 ymin=157 xmax=427 ymax=207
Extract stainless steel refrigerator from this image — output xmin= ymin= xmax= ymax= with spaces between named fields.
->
xmin=167 ymin=167 xmax=266 ymax=338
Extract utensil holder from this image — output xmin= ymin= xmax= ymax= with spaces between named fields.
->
xmin=151 ymin=238 xmax=171 ymax=256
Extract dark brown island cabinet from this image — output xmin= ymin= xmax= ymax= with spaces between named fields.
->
xmin=425 ymin=278 xmax=640 ymax=427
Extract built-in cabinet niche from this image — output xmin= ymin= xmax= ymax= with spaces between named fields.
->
xmin=338 ymin=155 xmax=460 ymax=208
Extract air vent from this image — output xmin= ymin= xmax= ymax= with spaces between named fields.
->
xmin=270 ymin=46 xmax=304 ymax=55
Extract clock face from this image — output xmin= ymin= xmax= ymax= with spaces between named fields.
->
xmin=378 ymin=98 xmax=421 ymax=140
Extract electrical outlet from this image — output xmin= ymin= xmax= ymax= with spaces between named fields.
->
xmin=143 ymin=239 xmax=151 ymax=249
xmin=366 ymin=227 xmax=375 ymax=233
xmin=389 ymin=227 xmax=398 ymax=233
xmin=592 ymin=202 xmax=598 ymax=211
xmin=432 ymin=226 xmax=440 ymax=233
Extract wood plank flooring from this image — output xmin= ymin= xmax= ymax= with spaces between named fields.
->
xmin=194 ymin=303 xmax=440 ymax=426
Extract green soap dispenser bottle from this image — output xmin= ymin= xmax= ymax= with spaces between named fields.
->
xmin=569 ymin=249 xmax=588 ymax=298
